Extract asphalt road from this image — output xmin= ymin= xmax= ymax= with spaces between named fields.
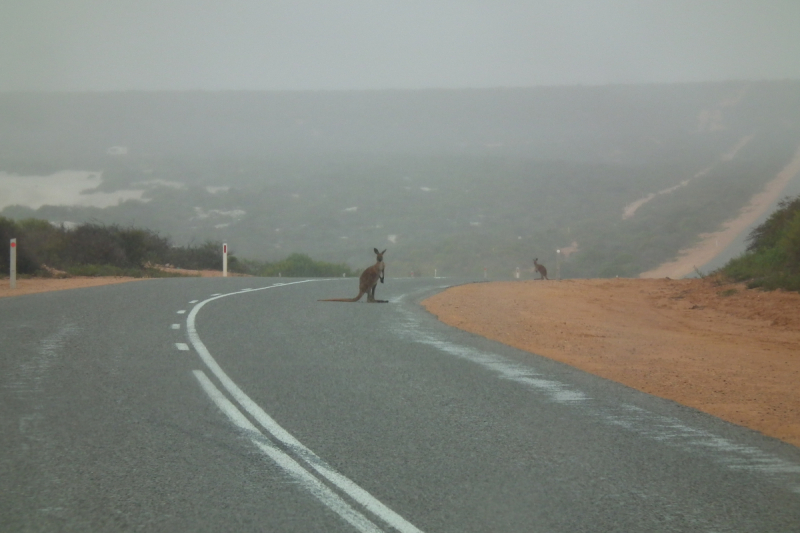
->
xmin=2 ymin=276 xmax=800 ymax=532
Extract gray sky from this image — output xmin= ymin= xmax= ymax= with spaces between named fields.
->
xmin=2 ymin=0 xmax=799 ymax=91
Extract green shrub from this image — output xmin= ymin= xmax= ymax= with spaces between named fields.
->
xmin=719 ymin=194 xmax=800 ymax=292
xmin=777 ymin=209 xmax=800 ymax=265
xmin=66 ymin=264 xmax=145 ymax=278
xmin=166 ymin=240 xmax=226 ymax=271
xmin=0 ymin=217 xmax=225 ymax=276
xmin=1 ymin=216 xmax=355 ymax=279
xmin=253 ymin=253 xmax=357 ymax=277
xmin=746 ymin=195 xmax=800 ymax=254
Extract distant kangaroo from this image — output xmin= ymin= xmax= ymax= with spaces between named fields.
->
xmin=319 ymin=248 xmax=388 ymax=303
xmin=533 ymin=258 xmax=548 ymax=280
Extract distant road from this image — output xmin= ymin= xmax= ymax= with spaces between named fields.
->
xmin=2 ymin=277 xmax=800 ymax=532
xmin=641 ymin=141 xmax=800 ymax=278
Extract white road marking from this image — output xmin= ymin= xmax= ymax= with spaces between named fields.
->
xmin=171 ymin=324 xmax=181 ymax=330
xmin=187 ymin=280 xmax=424 ymax=533
xmin=392 ymin=292 xmax=800 ymax=495
xmin=189 ymin=300 xmax=199 ymax=303
xmin=177 ymin=310 xmax=186 ymax=314
xmin=192 ymin=370 xmax=384 ymax=533
xmin=175 ymin=343 xmax=190 ymax=351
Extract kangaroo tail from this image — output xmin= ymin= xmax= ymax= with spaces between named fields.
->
xmin=318 ymin=291 xmax=365 ymax=302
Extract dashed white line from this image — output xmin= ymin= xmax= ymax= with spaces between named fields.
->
xmin=175 ymin=343 xmax=190 ymax=351
xmin=171 ymin=324 xmax=181 ymax=330
xmin=177 ymin=310 xmax=186 ymax=314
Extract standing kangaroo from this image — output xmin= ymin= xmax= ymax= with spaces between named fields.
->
xmin=319 ymin=248 xmax=388 ymax=303
xmin=533 ymin=258 xmax=548 ymax=280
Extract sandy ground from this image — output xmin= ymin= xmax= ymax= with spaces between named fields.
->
xmin=423 ymin=277 xmax=800 ymax=448
xmin=0 ymin=268 xmax=239 ymax=299
xmin=411 ymin=146 xmax=800 ymax=449
xmin=0 ymin=275 xmax=145 ymax=298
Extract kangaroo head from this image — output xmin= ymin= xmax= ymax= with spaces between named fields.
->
xmin=374 ymin=248 xmax=386 ymax=283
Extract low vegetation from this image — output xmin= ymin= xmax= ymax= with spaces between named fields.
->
xmin=719 ymin=195 xmax=800 ymax=292
xmin=3 ymin=81 xmax=799 ymax=279
xmin=236 ymin=253 xmax=357 ymax=278
xmin=0 ymin=217 xmax=357 ymax=279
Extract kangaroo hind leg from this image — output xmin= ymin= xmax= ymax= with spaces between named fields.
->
xmin=374 ymin=287 xmax=389 ymax=303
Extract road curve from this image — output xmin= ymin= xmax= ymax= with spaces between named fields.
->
xmin=2 ymin=276 xmax=800 ymax=532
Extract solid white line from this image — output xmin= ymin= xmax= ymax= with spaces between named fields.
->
xmin=175 ymin=343 xmax=190 ymax=351
xmin=192 ymin=370 xmax=384 ymax=533
xmin=186 ymin=280 xmax=424 ymax=533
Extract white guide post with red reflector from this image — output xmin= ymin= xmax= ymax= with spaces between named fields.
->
xmin=223 ymin=243 xmax=228 ymax=277
xmin=9 ymin=238 xmax=17 ymax=289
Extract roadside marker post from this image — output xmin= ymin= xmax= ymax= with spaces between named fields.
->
xmin=557 ymin=249 xmax=561 ymax=281
xmin=10 ymin=238 xmax=17 ymax=289
xmin=222 ymin=243 xmax=228 ymax=277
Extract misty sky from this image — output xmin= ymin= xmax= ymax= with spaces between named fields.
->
xmin=2 ymin=0 xmax=799 ymax=91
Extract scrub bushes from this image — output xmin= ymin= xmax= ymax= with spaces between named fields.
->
xmin=720 ymin=195 xmax=800 ymax=292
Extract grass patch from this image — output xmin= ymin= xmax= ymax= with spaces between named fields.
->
xmin=718 ymin=195 xmax=800 ymax=293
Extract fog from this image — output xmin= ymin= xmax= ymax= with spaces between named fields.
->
xmin=0 ymin=171 xmax=149 ymax=210
xmin=2 ymin=2 xmax=800 ymax=278
xmin=1 ymin=80 xmax=798 ymax=278
xmin=2 ymin=1 xmax=799 ymax=91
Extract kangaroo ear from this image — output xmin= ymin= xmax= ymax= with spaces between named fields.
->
xmin=374 ymin=248 xmax=380 ymax=254
xmin=381 ymin=249 xmax=387 ymax=255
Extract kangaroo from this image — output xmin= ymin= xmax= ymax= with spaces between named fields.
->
xmin=319 ymin=248 xmax=388 ymax=303
xmin=533 ymin=258 xmax=548 ymax=280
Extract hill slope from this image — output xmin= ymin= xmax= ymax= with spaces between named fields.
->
xmin=2 ymin=81 xmax=799 ymax=277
